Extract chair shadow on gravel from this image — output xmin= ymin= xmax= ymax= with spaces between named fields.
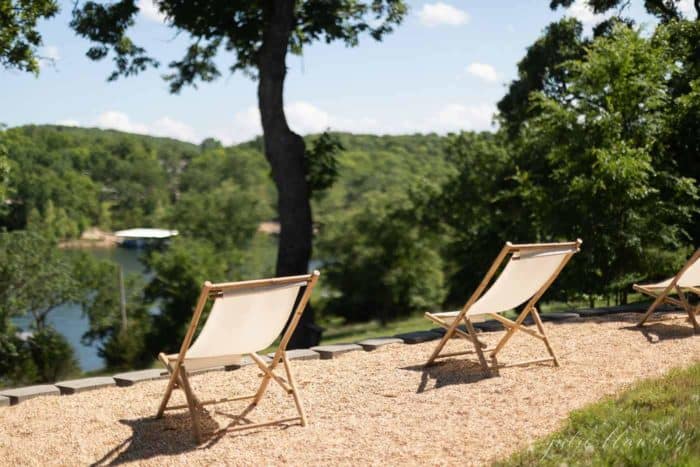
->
xmin=89 ymin=410 xmax=218 ymax=466
xmin=620 ymin=320 xmax=698 ymax=343
xmin=90 ymin=402 xmax=301 ymax=466
xmin=402 ymin=359 xmax=494 ymax=394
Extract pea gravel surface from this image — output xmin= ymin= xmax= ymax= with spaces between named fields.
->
xmin=0 ymin=313 xmax=698 ymax=466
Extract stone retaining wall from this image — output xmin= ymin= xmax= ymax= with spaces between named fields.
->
xmin=0 ymin=305 xmax=674 ymax=407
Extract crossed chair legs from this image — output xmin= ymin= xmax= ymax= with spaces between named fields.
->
xmin=426 ymin=306 xmax=559 ymax=374
xmin=156 ymin=351 xmax=307 ymax=443
xmin=636 ymin=285 xmax=700 ymax=333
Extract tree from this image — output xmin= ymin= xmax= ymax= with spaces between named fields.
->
xmin=0 ymin=230 xmax=84 ymax=329
xmin=503 ymin=0 xmax=699 ymax=134
xmin=76 ymin=255 xmax=153 ymax=370
xmin=511 ymin=24 xmax=697 ymax=303
xmin=143 ymin=237 xmax=231 ymax=357
xmin=549 ymin=0 xmax=699 ymax=22
xmin=0 ymin=126 xmax=10 ymax=206
xmin=0 ymin=231 xmax=114 ymax=384
xmin=69 ymin=1 xmax=407 ymax=347
xmin=430 ymin=132 xmax=534 ymax=304
xmin=498 ymin=18 xmax=588 ymax=137
xmin=655 ymin=20 xmax=700 ymax=244
xmin=0 ymin=0 xmax=59 ymax=72
xmin=318 ymin=189 xmax=446 ymax=324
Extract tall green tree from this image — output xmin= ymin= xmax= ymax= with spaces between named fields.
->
xmin=512 ymin=24 xmax=697 ymax=302
xmin=318 ymin=189 xmax=446 ymax=324
xmin=503 ymin=1 xmax=699 ymax=135
xmin=69 ymin=0 xmax=407 ymax=347
xmin=498 ymin=18 xmax=588 ymax=137
xmin=655 ymin=20 xmax=700 ymax=244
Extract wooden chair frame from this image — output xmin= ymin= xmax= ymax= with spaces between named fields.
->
xmin=635 ymin=249 xmax=700 ymax=333
xmin=156 ymin=271 xmax=320 ymax=442
xmin=425 ymin=240 xmax=582 ymax=374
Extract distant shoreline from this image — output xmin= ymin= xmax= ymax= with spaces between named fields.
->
xmin=58 ymin=227 xmax=118 ymax=249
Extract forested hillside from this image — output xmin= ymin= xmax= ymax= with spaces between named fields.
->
xmin=0 ymin=125 xmax=450 ymax=238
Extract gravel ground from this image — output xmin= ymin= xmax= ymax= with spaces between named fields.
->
xmin=0 ymin=313 xmax=698 ymax=466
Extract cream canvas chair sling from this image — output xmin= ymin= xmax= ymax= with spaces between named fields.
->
xmin=156 ymin=271 xmax=320 ymax=442
xmin=634 ymin=248 xmax=700 ymax=333
xmin=425 ymin=240 xmax=581 ymax=374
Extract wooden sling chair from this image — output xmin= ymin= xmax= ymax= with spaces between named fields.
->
xmin=634 ymin=248 xmax=700 ymax=333
xmin=425 ymin=240 xmax=581 ymax=374
xmin=156 ymin=271 xmax=320 ymax=442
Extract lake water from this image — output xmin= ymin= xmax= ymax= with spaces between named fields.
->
xmin=12 ymin=248 xmax=148 ymax=372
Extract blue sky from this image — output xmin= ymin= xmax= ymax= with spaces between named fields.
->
xmin=2 ymin=0 xmax=672 ymax=144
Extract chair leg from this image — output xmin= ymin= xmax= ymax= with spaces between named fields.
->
xmin=156 ymin=353 xmax=176 ymax=418
xmin=426 ymin=325 xmax=455 ymax=366
xmin=677 ymin=288 xmax=700 ymax=333
xmin=281 ymin=352 xmax=308 ymax=426
xmin=530 ymin=307 xmax=559 ymax=366
xmin=637 ymin=290 xmax=667 ymax=327
xmin=491 ymin=307 xmax=531 ymax=359
xmin=178 ymin=370 xmax=202 ymax=443
xmin=252 ymin=354 xmax=274 ymax=405
xmin=463 ymin=317 xmax=490 ymax=375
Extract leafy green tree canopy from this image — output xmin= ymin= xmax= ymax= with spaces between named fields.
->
xmin=512 ymin=23 xmax=698 ymax=300
xmin=70 ymin=1 xmax=406 ymax=88
xmin=0 ymin=0 xmax=59 ymax=72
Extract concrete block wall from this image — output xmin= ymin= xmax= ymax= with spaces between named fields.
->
xmin=0 ymin=312 xmax=584 ymax=407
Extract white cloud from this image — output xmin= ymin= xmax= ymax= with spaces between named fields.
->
xmin=285 ymin=101 xmax=331 ymax=134
xmin=222 ymin=106 xmax=261 ymax=144
xmin=56 ymin=119 xmax=80 ymax=127
xmin=428 ymin=103 xmax=496 ymax=132
xmin=39 ymin=45 xmax=60 ymax=69
xmin=151 ymin=117 xmax=199 ymax=142
xmin=566 ymin=0 xmax=606 ymax=25
xmin=96 ymin=111 xmax=149 ymax=134
xmin=217 ymin=101 xmax=331 ymax=144
xmin=678 ymin=0 xmax=697 ymax=18
xmin=86 ymin=100 xmax=495 ymax=146
xmin=94 ymin=111 xmax=200 ymax=142
xmin=215 ymin=100 xmax=496 ymax=143
xmin=466 ymin=62 xmax=500 ymax=83
xmin=218 ymin=101 xmax=389 ymax=144
xmin=137 ymin=0 xmax=166 ymax=22
xmin=43 ymin=46 xmax=60 ymax=61
xmin=418 ymin=2 xmax=469 ymax=27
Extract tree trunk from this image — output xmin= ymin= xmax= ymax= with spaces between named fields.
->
xmin=257 ymin=1 xmax=320 ymax=349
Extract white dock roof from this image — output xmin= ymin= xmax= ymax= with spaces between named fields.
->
xmin=114 ymin=228 xmax=179 ymax=239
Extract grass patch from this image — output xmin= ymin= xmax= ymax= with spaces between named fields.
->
xmin=317 ymin=313 xmax=432 ymax=344
xmin=496 ymin=363 xmax=700 ymax=466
